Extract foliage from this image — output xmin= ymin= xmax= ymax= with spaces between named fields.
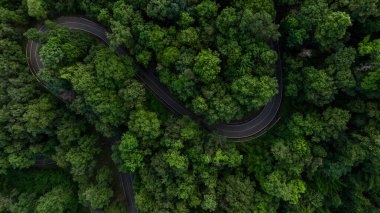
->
xmin=128 ymin=109 xmax=161 ymax=141
xmin=36 ymin=186 xmax=76 ymax=213
xmin=1 ymin=0 xmax=380 ymax=212
xmin=131 ymin=117 xmax=244 ymax=212
xmin=112 ymin=133 xmax=145 ymax=172
xmin=315 ymin=11 xmax=352 ymax=51
xmin=27 ymin=0 xmax=47 ymax=19
xmin=193 ymin=49 xmax=221 ymax=83
xmin=232 ymin=75 xmax=278 ymax=111
xmin=106 ymin=0 xmax=280 ymax=123
xmin=358 ymin=36 xmax=380 ymax=91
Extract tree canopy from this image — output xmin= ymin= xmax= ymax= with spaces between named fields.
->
xmin=1 ymin=0 xmax=380 ymax=212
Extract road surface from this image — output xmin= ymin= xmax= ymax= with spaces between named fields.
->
xmin=33 ymin=154 xmax=137 ymax=213
xmin=26 ymin=16 xmax=283 ymax=141
xmin=26 ymin=16 xmax=283 ymax=212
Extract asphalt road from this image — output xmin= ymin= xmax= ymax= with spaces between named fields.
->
xmin=120 ymin=173 xmax=138 ymax=213
xmin=34 ymin=157 xmax=56 ymax=167
xmin=26 ymin=16 xmax=283 ymax=140
xmin=26 ymin=16 xmax=283 ymax=212
xmin=33 ymin=152 xmax=137 ymax=213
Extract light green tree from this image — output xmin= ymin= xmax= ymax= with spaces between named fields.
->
xmin=315 ymin=11 xmax=352 ymax=51
xmin=27 ymin=0 xmax=47 ymax=19
xmin=36 ymin=186 xmax=75 ymax=213
xmin=194 ymin=49 xmax=221 ymax=83
xmin=232 ymin=75 xmax=278 ymax=111
xmin=128 ymin=109 xmax=161 ymax=140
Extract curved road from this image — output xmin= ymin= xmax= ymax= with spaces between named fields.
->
xmin=26 ymin=16 xmax=283 ymax=141
xmin=26 ymin=16 xmax=283 ymax=213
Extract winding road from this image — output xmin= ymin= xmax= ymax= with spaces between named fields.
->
xmin=26 ymin=16 xmax=283 ymax=141
xmin=26 ymin=16 xmax=283 ymax=212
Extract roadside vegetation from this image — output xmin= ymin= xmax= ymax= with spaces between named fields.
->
xmin=0 ymin=0 xmax=379 ymax=212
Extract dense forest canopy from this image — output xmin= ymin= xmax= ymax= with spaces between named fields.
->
xmin=96 ymin=0 xmax=280 ymax=124
xmin=0 ymin=0 xmax=379 ymax=212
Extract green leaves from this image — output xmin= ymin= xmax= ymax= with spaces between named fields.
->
xmin=315 ymin=11 xmax=352 ymax=51
xmin=22 ymin=95 xmax=59 ymax=136
xmin=239 ymin=10 xmax=280 ymax=41
xmin=216 ymin=7 xmax=238 ymax=34
xmin=93 ymin=48 xmax=136 ymax=88
xmin=347 ymin=0 xmax=380 ymax=23
xmin=262 ymin=171 xmax=306 ymax=204
xmin=105 ymin=0 xmax=279 ymax=124
xmin=131 ymin=118 xmax=244 ymax=212
xmin=65 ymin=135 xmax=100 ymax=176
xmin=40 ymin=42 xmax=64 ymax=69
xmin=146 ymin=0 xmax=185 ymax=21
xmin=158 ymin=46 xmax=181 ymax=67
xmin=303 ymin=67 xmax=337 ymax=106
xmin=358 ymin=36 xmax=380 ymax=91
xmin=232 ymin=75 xmax=278 ymax=111
xmin=115 ymin=133 xmax=144 ymax=172
xmin=26 ymin=0 xmax=47 ymax=19
xmin=288 ymin=107 xmax=350 ymax=142
xmin=118 ymin=79 xmax=146 ymax=108
xmin=216 ymin=176 xmax=255 ymax=212
xmin=36 ymin=186 xmax=75 ymax=213
xmin=195 ymin=0 xmax=219 ymax=18
xmin=194 ymin=49 xmax=221 ymax=83
xmin=128 ymin=109 xmax=161 ymax=141
xmin=177 ymin=27 xmax=199 ymax=46
xmin=38 ymin=24 xmax=95 ymax=70
xmin=81 ymin=184 xmax=113 ymax=209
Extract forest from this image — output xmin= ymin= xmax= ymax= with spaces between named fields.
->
xmin=0 ymin=0 xmax=379 ymax=212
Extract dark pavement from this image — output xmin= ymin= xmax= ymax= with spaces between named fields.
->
xmin=26 ymin=16 xmax=284 ymax=212
xmin=26 ymin=16 xmax=283 ymax=141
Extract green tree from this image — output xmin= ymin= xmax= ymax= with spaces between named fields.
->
xmin=195 ymin=0 xmax=219 ymax=18
xmin=281 ymin=15 xmax=308 ymax=47
xmin=193 ymin=49 xmax=221 ymax=83
xmin=9 ymin=193 xmax=36 ymax=213
xmin=200 ymin=83 xmax=243 ymax=123
xmin=134 ymin=118 xmax=243 ymax=212
xmin=65 ymin=135 xmax=100 ymax=176
xmin=177 ymin=27 xmax=199 ymax=46
xmin=216 ymin=7 xmax=238 ymax=35
xmin=170 ymin=70 xmax=195 ymax=102
xmin=146 ymin=0 xmax=185 ymax=21
xmin=92 ymin=48 xmax=136 ymax=88
xmin=232 ymin=75 xmax=278 ymax=111
xmin=298 ymin=0 xmax=328 ymax=32
xmin=22 ymin=95 xmax=59 ymax=136
xmin=158 ymin=46 xmax=181 ymax=67
xmin=262 ymin=170 xmax=306 ymax=204
xmin=325 ymin=47 xmax=357 ymax=93
xmin=239 ymin=10 xmax=280 ymax=41
xmin=216 ymin=176 xmax=255 ymax=212
xmin=192 ymin=96 xmax=208 ymax=115
xmin=128 ymin=109 xmax=161 ymax=141
xmin=27 ymin=0 xmax=47 ymax=19
xmin=315 ymin=11 xmax=352 ymax=51
xmin=347 ymin=0 xmax=380 ymax=23
xmin=303 ymin=67 xmax=337 ymax=106
xmin=114 ymin=133 xmax=145 ymax=173
xmin=81 ymin=184 xmax=113 ymax=209
xmin=118 ymin=79 xmax=146 ymax=108
xmin=177 ymin=12 xmax=194 ymax=27
xmin=358 ymin=36 xmax=380 ymax=91
xmin=39 ymin=42 xmax=64 ymax=69
xmin=36 ymin=186 xmax=75 ymax=213
xmin=320 ymin=107 xmax=350 ymax=141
